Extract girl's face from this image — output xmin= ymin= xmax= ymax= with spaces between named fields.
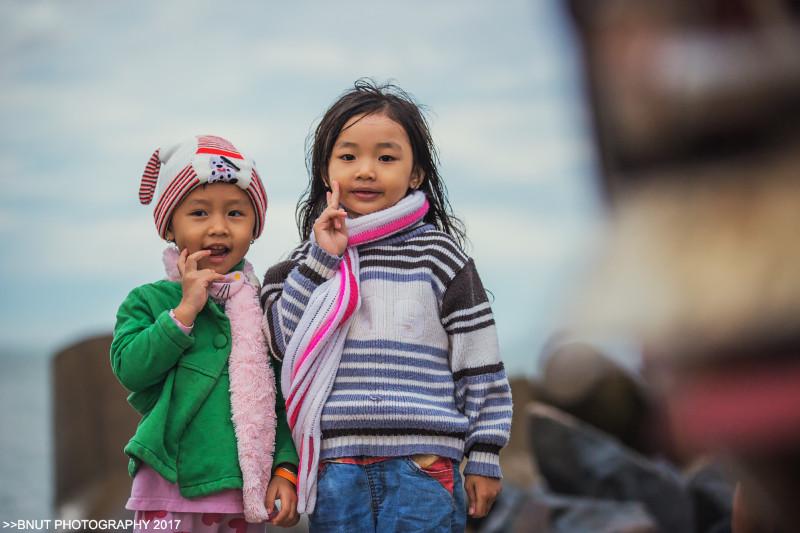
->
xmin=166 ymin=183 xmax=255 ymax=274
xmin=326 ymin=112 xmax=422 ymax=218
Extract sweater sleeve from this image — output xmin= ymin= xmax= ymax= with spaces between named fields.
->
xmin=269 ymin=353 xmax=299 ymax=468
xmin=441 ymin=259 xmax=513 ymax=479
xmin=110 ymin=287 xmax=194 ymax=392
xmin=260 ymin=242 xmax=342 ymax=361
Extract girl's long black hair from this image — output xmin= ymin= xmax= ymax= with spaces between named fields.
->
xmin=296 ymin=78 xmax=466 ymax=247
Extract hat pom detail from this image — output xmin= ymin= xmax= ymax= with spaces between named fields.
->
xmin=139 ymin=148 xmax=161 ymax=205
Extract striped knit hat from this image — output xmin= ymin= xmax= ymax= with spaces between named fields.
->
xmin=138 ymin=135 xmax=268 ymax=239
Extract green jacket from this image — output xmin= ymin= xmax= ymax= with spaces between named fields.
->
xmin=110 ymin=277 xmax=297 ymax=498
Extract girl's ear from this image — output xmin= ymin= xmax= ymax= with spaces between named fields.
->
xmin=410 ymin=169 xmax=425 ymax=190
xmin=165 ymin=228 xmax=175 ymax=243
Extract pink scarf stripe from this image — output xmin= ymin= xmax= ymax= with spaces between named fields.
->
xmin=341 ymin=255 xmax=359 ymax=323
xmin=292 ymin=259 xmax=352 ymax=380
xmin=348 ymin=200 xmax=429 ymax=246
xmin=286 ymin=261 xmax=351 ymax=405
xmin=287 ymin=382 xmax=308 ymax=429
xmin=286 ymin=353 xmax=323 ymax=428
xmin=288 ymin=257 xmax=358 ymax=428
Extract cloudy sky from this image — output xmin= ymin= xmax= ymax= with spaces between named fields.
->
xmin=0 ymin=0 xmax=602 ymax=375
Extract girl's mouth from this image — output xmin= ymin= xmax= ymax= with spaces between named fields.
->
xmin=204 ymin=245 xmax=230 ymax=260
xmin=352 ymin=190 xmax=381 ymax=200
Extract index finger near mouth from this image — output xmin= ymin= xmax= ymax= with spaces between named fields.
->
xmin=185 ymin=249 xmax=210 ymax=271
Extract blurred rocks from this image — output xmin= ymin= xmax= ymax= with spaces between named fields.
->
xmin=686 ymin=461 xmax=735 ymax=533
xmin=481 ymin=379 xmax=733 ymax=533
xmin=537 ymin=340 xmax=654 ymax=455
xmin=532 ymin=492 xmax=657 ymax=533
xmin=528 ymin=403 xmax=693 ymax=532
xmin=476 ymin=483 xmax=657 ymax=533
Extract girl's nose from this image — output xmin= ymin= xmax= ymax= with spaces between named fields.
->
xmin=356 ymin=160 xmax=376 ymax=179
xmin=208 ymin=213 xmax=229 ymax=234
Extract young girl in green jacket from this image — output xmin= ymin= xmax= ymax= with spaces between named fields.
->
xmin=111 ymin=135 xmax=298 ymax=532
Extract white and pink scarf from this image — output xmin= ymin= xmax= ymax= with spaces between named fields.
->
xmin=281 ymin=191 xmax=429 ymax=513
xmin=164 ymin=247 xmax=276 ymax=523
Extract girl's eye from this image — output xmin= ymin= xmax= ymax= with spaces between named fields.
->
xmin=229 ymin=210 xmax=245 ymax=217
xmin=340 ymin=154 xmax=355 ymax=161
xmin=189 ymin=210 xmax=207 ymax=216
xmin=378 ymin=155 xmax=395 ymax=162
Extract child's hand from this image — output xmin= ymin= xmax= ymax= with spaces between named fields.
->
xmin=173 ymin=249 xmax=224 ymax=326
xmin=264 ymin=475 xmax=299 ymax=527
xmin=464 ymin=474 xmax=502 ymax=518
xmin=313 ymin=180 xmax=348 ymax=256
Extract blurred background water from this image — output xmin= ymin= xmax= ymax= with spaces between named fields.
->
xmin=0 ymin=352 xmax=51 ymax=519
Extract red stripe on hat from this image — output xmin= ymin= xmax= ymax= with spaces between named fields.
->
xmin=252 ymin=169 xmax=268 ymax=209
xmin=156 ymin=174 xmax=198 ymax=238
xmin=247 ymin=189 xmax=263 ymax=237
xmin=155 ymin=166 xmax=197 ymax=225
xmin=248 ymin=168 xmax=268 ymax=237
xmin=154 ymin=164 xmax=194 ymax=222
xmin=255 ymin=170 xmax=268 ymax=210
xmin=139 ymin=148 xmax=161 ymax=205
xmin=249 ymin=180 xmax=266 ymax=217
xmin=197 ymin=135 xmax=241 ymax=156
xmin=196 ymin=147 xmax=243 ymax=159
xmin=197 ymin=135 xmax=238 ymax=150
xmin=154 ymin=166 xmax=199 ymax=237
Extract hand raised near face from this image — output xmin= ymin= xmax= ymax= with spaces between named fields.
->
xmin=172 ymin=249 xmax=225 ymax=326
xmin=313 ymin=180 xmax=348 ymax=257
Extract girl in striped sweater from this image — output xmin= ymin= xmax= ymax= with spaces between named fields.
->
xmin=261 ymin=80 xmax=513 ymax=532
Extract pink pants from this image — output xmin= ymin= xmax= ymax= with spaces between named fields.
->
xmin=133 ymin=511 xmax=265 ymax=533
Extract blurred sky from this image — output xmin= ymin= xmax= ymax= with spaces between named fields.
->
xmin=0 ymin=0 xmax=602 ymax=376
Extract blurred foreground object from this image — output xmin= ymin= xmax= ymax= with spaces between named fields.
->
xmin=568 ymin=0 xmax=800 ymax=196
xmin=529 ymin=402 xmax=690 ymax=531
xmin=567 ymin=0 xmax=800 ymax=530
xmin=52 ymin=335 xmax=135 ymax=521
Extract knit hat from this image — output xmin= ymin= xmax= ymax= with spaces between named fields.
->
xmin=138 ymin=135 xmax=268 ymax=239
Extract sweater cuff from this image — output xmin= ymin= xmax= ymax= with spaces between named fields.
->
xmin=169 ymin=309 xmax=194 ymax=335
xmin=463 ymin=444 xmax=502 ymax=479
xmin=155 ymin=310 xmax=195 ymax=351
xmin=301 ymin=243 xmax=342 ymax=282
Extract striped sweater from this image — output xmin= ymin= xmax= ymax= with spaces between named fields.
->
xmin=260 ymin=222 xmax=512 ymax=478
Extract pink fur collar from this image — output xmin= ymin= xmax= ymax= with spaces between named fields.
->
xmin=164 ymin=247 xmax=277 ymax=522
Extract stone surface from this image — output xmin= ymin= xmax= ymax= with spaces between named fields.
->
xmin=473 ymin=484 xmax=658 ymax=533
xmin=528 ymin=403 xmax=695 ymax=532
xmin=686 ymin=461 xmax=734 ymax=533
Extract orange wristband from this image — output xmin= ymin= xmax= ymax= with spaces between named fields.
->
xmin=274 ymin=467 xmax=297 ymax=486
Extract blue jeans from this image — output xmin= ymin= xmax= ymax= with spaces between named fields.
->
xmin=309 ymin=457 xmax=467 ymax=532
